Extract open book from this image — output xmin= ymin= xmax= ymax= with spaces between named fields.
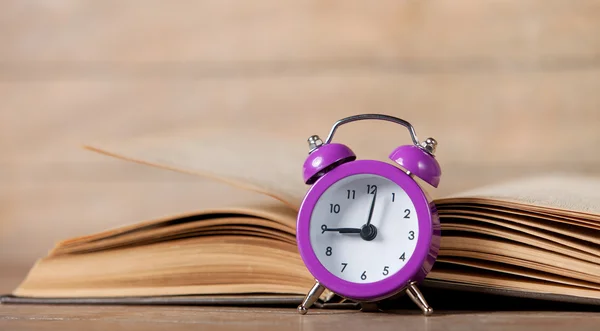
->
xmin=3 ymin=126 xmax=600 ymax=308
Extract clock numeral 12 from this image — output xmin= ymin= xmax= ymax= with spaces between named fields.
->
xmin=367 ymin=185 xmax=377 ymax=194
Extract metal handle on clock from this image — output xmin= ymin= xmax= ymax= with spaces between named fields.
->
xmin=324 ymin=114 xmax=421 ymax=147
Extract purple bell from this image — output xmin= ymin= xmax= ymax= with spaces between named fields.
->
xmin=388 ymin=138 xmax=441 ymax=188
xmin=302 ymin=136 xmax=356 ymax=184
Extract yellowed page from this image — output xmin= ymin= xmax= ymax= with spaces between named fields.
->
xmin=86 ymin=125 xmax=600 ymax=219
xmin=84 ymin=122 xmax=439 ymax=210
xmin=85 ymin=126 xmax=310 ymax=210
xmin=15 ymin=236 xmax=313 ymax=298
xmin=54 ymin=189 xmax=296 ymax=248
xmin=440 ymin=212 xmax=600 ymax=246
xmin=437 ymin=257 xmax=600 ymax=291
xmin=437 ymin=175 xmax=600 ymax=220
xmin=439 ymin=237 xmax=600 ymax=282
xmin=429 ymin=268 xmax=600 ymax=300
xmin=442 ymin=221 xmax=600 ymax=260
xmin=54 ymin=216 xmax=296 ymax=256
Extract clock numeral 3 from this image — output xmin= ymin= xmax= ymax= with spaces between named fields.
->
xmin=382 ymin=266 xmax=389 ymax=276
xmin=326 ymin=246 xmax=332 ymax=256
xmin=329 ymin=204 xmax=340 ymax=214
xmin=341 ymin=263 xmax=348 ymax=272
xmin=399 ymin=252 xmax=406 ymax=261
xmin=361 ymin=271 xmax=367 ymax=280
xmin=408 ymin=231 xmax=415 ymax=240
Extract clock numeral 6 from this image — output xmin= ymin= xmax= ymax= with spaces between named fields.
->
xmin=361 ymin=271 xmax=367 ymax=280
xmin=382 ymin=266 xmax=389 ymax=276
xmin=329 ymin=204 xmax=340 ymax=214
xmin=325 ymin=246 xmax=332 ymax=256
xmin=408 ymin=231 xmax=415 ymax=240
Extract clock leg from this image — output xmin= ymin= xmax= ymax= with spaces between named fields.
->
xmin=359 ymin=302 xmax=381 ymax=312
xmin=406 ymin=281 xmax=433 ymax=316
xmin=297 ymin=281 xmax=326 ymax=315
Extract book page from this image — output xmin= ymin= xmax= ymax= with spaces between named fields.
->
xmin=437 ymin=175 xmax=600 ymax=219
xmin=440 ymin=211 xmax=600 ymax=245
xmin=85 ymin=126 xmax=310 ymax=210
xmin=437 ymin=257 xmax=600 ymax=291
xmin=428 ymin=265 xmax=600 ymax=300
xmin=51 ymin=185 xmax=297 ymax=254
xmin=15 ymin=236 xmax=315 ymax=298
xmin=86 ymin=124 xmax=600 ymax=221
xmin=54 ymin=216 xmax=297 ymax=256
xmin=84 ymin=121 xmax=431 ymax=211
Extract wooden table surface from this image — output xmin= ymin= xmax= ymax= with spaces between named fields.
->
xmin=1 ymin=272 xmax=599 ymax=331
xmin=2 ymin=304 xmax=600 ymax=331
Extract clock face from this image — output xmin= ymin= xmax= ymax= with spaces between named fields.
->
xmin=309 ymin=173 xmax=419 ymax=284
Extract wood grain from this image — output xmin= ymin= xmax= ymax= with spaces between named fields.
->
xmin=1 ymin=304 xmax=600 ymax=331
xmin=1 ymin=0 xmax=599 ymax=291
xmin=2 ymin=0 xmax=599 ymax=62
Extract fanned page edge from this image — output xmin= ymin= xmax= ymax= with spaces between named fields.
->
xmin=52 ymin=203 xmax=297 ymax=252
xmin=84 ymin=144 xmax=301 ymax=211
xmin=435 ymin=174 xmax=600 ymax=221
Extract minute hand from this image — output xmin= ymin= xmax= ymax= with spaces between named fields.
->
xmin=365 ymin=188 xmax=377 ymax=226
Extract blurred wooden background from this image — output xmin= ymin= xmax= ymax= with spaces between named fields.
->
xmin=1 ymin=0 xmax=599 ymax=292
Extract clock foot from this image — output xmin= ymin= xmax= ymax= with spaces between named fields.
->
xmin=297 ymin=281 xmax=326 ymax=315
xmin=359 ymin=302 xmax=381 ymax=312
xmin=406 ymin=281 xmax=433 ymax=316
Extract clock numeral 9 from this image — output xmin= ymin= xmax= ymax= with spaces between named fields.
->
xmin=367 ymin=185 xmax=377 ymax=194
xmin=329 ymin=204 xmax=340 ymax=214
xmin=382 ymin=266 xmax=389 ymax=276
xmin=325 ymin=246 xmax=332 ymax=256
xmin=361 ymin=271 xmax=367 ymax=280
xmin=408 ymin=231 xmax=415 ymax=240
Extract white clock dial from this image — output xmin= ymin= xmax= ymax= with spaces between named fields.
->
xmin=309 ymin=173 xmax=418 ymax=284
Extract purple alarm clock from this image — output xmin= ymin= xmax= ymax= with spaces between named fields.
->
xmin=296 ymin=114 xmax=442 ymax=315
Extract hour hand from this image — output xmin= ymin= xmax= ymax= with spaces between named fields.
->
xmin=321 ymin=224 xmax=361 ymax=234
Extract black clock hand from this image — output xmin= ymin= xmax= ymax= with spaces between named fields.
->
xmin=321 ymin=224 xmax=361 ymax=234
xmin=365 ymin=188 xmax=377 ymax=226
xmin=359 ymin=188 xmax=378 ymax=241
